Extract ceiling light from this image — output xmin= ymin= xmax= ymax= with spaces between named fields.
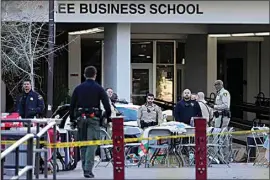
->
xmin=255 ymin=32 xmax=270 ymax=36
xmin=209 ymin=34 xmax=231 ymax=37
xmin=69 ymin=27 xmax=104 ymax=35
xmin=138 ymin=54 xmax=145 ymax=57
xmin=231 ymin=33 xmax=255 ymax=37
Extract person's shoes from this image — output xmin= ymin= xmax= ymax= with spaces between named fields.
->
xmin=89 ymin=172 xmax=95 ymax=178
xmin=84 ymin=171 xmax=94 ymax=178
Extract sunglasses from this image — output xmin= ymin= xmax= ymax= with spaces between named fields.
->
xmin=147 ymin=98 xmax=154 ymax=100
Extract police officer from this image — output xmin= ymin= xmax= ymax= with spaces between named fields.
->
xmin=137 ymin=93 xmax=163 ymax=129
xmin=16 ymin=80 xmax=45 ymax=118
xmin=211 ymin=80 xmax=231 ymax=128
xmin=70 ymin=66 xmax=111 ymax=178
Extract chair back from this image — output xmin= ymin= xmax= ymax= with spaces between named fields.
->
xmin=148 ymin=128 xmax=172 ymax=146
xmin=99 ymin=128 xmax=111 ymax=145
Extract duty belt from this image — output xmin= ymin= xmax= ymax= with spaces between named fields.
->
xmin=77 ymin=107 xmax=101 ymax=118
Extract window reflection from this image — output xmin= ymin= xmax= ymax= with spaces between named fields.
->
xmin=132 ymin=96 xmax=146 ymax=106
xmin=132 ymin=69 xmax=149 ymax=95
xmin=157 ymin=42 xmax=174 ymax=64
xmin=176 ymin=42 xmax=185 ymax=64
xmin=131 ymin=41 xmax=153 ymax=63
xmin=156 ymin=65 xmax=174 ymax=102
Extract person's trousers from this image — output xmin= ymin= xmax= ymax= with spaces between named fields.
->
xmin=214 ymin=116 xmax=230 ymax=128
xmin=78 ymin=117 xmax=100 ymax=173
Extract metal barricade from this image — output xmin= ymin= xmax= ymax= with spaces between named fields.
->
xmin=1 ymin=118 xmax=60 ymax=180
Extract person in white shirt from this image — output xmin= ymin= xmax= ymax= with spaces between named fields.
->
xmin=197 ymin=92 xmax=213 ymax=126
xmin=101 ymin=88 xmax=117 ymax=117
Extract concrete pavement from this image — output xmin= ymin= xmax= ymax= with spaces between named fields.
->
xmin=4 ymin=162 xmax=269 ymax=179
xmin=46 ymin=163 xmax=269 ymax=179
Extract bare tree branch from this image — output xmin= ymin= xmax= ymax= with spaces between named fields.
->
xmin=1 ymin=1 xmax=74 ymax=100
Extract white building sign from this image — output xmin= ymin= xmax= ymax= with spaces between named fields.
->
xmin=55 ymin=1 xmax=270 ymax=24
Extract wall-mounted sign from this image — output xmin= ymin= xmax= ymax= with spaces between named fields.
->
xmin=55 ymin=1 xmax=269 ymax=24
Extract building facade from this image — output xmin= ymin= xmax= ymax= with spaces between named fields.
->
xmin=2 ymin=1 xmax=270 ymax=121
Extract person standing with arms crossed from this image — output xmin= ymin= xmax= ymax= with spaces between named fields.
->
xmin=70 ymin=66 xmax=111 ymax=178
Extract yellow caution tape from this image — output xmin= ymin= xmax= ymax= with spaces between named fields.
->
xmin=1 ymin=129 xmax=269 ymax=148
xmin=1 ymin=140 xmax=47 ymax=145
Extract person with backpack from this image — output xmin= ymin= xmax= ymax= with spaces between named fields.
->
xmin=197 ymin=92 xmax=214 ymax=126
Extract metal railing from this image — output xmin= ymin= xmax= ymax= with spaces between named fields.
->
xmin=1 ymin=118 xmax=60 ymax=180
xmin=35 ymin=121 xmax=57 ymax=179
xmin=1 ymin=119 xmax=34 ymax=180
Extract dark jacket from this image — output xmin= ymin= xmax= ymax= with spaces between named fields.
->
xmin=70 ymin=79 xmax=111 ymax=120
xmin=174 ymin=100 xmax=202 ymax=125
xmin=16 ymin=90 xmax=45 ymax=118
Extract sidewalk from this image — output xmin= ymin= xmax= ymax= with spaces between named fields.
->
xmin=47 ymin=163 xmax=269 ymax=179
xmin=4 ymin=163 xmax=269 ymax=179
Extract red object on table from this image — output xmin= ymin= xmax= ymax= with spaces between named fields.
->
xmin=1 ymin=113 xmax=22 ymax=130
xmin=112 ymin=117 xmax=125 ymax=180
xmin=194 ymin=117 xmax=207 ymax=180
xmin=1 ymin=113 xmax=22 ymax=150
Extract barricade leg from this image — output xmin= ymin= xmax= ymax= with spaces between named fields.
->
xmin=112 ymin=117 xmax=125 ymax=180
xmin=194 ymin=118 xmax=207 ymax=180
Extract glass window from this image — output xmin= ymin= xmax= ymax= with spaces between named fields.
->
xmin=157 ymin=42 xmax=174 ymax=64
xmin=176 ymin=42 xmax=185 ymax=64
xmin=131 ymin=96 xmax=146 ymax=106
xmin=132 ymin=69 xmax=149 ymax=95
xmin=132 ymin=68 xmax=150 ymax=105
xmin=156 ymin=65 xmax=174 ymax=102
xmin=131 ymin=41 xmax=153 ymax=63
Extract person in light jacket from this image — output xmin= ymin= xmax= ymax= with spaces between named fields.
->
xmin=197 ymin=92 xmax=213 ymax=126
xmin=101 ymin=88 xmax=117 ymax=117
xmin=100 ymin=88 xmax=118 ymax=132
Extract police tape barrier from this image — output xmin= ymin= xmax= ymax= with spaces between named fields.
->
xmin=1 ymin=129 xmax=269 ymax=148
xmin=1 ymin=140 xmax=47 ymax=145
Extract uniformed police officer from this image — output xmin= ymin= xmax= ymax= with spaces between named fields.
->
xmin=70 ymin=66 xmax=111 ymax=178
xmin=212 ymin=80 xmax=231 ymax=128
xmin=137 ymin=93 xmax=163 ymax=129
xmin=16 ymin=80 xmax=45 ymax=118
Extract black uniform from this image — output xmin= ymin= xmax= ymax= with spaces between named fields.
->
xmin=69 ymin=79 xmax=111 ymax=175
xmin=16 ymin=90 xmax=45 ymax=118
xmin=70 ymin=79 xmax=111 ymax=120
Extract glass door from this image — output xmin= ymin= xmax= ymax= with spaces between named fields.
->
xmin=131 ymin=64 xmax=153 ymax=105
xmin=156 ymin=65 xmax=174 ymax=102
xmin=156 ymin=41 xmax=175 ymax=103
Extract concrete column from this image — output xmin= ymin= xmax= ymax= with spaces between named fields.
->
xmin=261 ymin=37 xmax=270 ymax=97
xmin=246 ymin=42 xmax=259 ymax=120
xmin=103 ymin=23 xmax=131 ymax=101
xmin=185 ymin=35 xmax=217 ymax=96
xmin=68 ymin=35 xmax=81 ymax=95
xmin=207 ymin=37 xmax=217 ymax=96
xmin=185 ymin=35 xmax=208 ymax=94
